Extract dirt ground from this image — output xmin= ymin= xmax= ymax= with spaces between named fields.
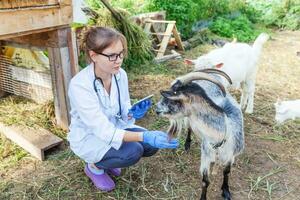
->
xmin=0 ymin=30 xmax=299 ymax=200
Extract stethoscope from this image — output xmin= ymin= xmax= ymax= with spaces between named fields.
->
xmin=93 ymin=73 xmax=122 ymax=120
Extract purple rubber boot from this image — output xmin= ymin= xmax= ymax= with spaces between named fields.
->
xmin=107 ymin=168 xmax=122 ymax=176
xmin=84 ymin=165 xmax=115 ymax=191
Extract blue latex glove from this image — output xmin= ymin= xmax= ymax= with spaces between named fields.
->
xmin=129 ymin=99 xmax=152 ymax=119
xmin=143 ymin=130 xmax=179 ymax=149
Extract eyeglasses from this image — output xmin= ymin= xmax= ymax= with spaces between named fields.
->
xmin=97 ymin=50 xmax=124 ymax=62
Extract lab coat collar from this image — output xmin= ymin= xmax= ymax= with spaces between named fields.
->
xmin=88 ymin=62 xmax=122 ymax=109
xmin=88 ymin=62 xmax=121 ymax=83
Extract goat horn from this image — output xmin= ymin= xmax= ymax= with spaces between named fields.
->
xmin=194 ymin=68 xmax=232 ymax=85
xmin=175 ymin=71 xmax=226 ymax=96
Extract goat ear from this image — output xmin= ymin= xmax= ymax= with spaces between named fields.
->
xmin=160 ymin=90 xmax=173 ymax=98
xmin=184 ymin=59 xmax=195 ymax=65
xmin=215 ymin=63 xmax=224 ymax=68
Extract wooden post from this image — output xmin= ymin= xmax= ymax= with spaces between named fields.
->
xmin=144 ymin=20 xmax=184 ymax=59
xmin=47 ymin=28 xmax=75 ymax=130
xmin=156 ymin=23 xmax=175 ymax=58
xmin=67 ymin=29 xmax=80 ymax=76
xmin=172 ymin=25 xmax=185 ymax=51
xmin=0 ymin=43 xmax=8 ymax=98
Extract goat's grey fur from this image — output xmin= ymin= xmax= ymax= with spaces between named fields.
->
xmin=156 ymin=71 xmax=244 ymax=200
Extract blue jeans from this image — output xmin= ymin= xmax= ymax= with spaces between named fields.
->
xmin=95 ymin=127 xmax=158 ymax=169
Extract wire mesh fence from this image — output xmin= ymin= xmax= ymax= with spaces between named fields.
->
xmin=0 ymin=52 xmax=53 ymax=103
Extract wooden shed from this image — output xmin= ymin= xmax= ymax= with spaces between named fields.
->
xmin=0 ymin=0 xmax=79 ymax=160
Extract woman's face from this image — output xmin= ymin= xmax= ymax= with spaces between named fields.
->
xmin=91 ymin=39 xmax=124 ymax=75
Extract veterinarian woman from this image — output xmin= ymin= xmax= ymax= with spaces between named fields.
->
xmin=67 ymin=27 xmax=179 ymax=192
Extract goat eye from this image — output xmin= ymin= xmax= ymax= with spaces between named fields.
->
xmin=173 ymin=91 xmax=177 ymax=95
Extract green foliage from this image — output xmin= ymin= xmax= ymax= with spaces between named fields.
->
xmin=236 ymin=3 xmax=261 ymax=23
xmin=78 ymin=51 xmax=87 ymax=70
xmin=247 ymin=0 xmax=300 ymax=30
xmin=111 ymin=0 xmax=150 ymax=15
xmin=147 ymin=0 xmax=261 ymax=39
xmin=147 ymin=0 xmax=199 ymax=39
xmin=85 ymin=0 xmax=103 ymax=10
xmin=193 ymin=0 xmax=231 ymax=19
xmin=278 ymin=3 xmax=300 ymax=30
xmin=86 ymin=0 xmax=150 ymax=15
xmin=209 ymin=15 xmax=260 ymax=42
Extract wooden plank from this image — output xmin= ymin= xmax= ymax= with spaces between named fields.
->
xmin=48 ymin=47 xmax=70 ymax=130
xmin=0 ymin=5 xmax=73 ymax=39
xmin=131 ymin=11 xmax=166 ymax=26
xmin=153 ymin=49 xmax=166 ymax=53
xmin=47 ymin=28 xmax=73 ymax=130
xmin=144 ymin=23 xmax=163 ymax=43
xmin=149 ymin=33 xmax=171 ymax=36
xmin=156 ymin=23 xmax=175 ymax=58
xmin=67 ymin=29 xmax=80 ymax=76
xmin=0 ymin=40 xmax=46 ymax=51
xmin=10 ymin=66 xmax=52 ymax=89
xmin=0 ymin=90 xmax=8 ymax=98
xmin=1 ymin=25 xmax=69 ymax=47
xmin=60 ymin=0 xmax=72 ymax=6
xmin=145 ymin=19 xmax=176 ymax=24
xmin=0 ymin=0 xmax=59 ymax=9
xmin=154 ymin=50 xmax=181 ymax=63
xmin=0 ymin=44 xmax=8 ymax=97
xmin=0 ymin=122 xmax=63 ymax=160
xmin=172 ymin=25 xmax=185 ymax=51
xmin=144 ymin=22 xmax=152 ymax=34
xmin=0 ymin=0 xmax=11 ymax=9
xmin=60 ymin=47 xmax=72 ymax=99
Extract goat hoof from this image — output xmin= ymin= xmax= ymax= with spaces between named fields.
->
xmin=200 ymin=195 xmax=206 ymax=200
xmin=222 ymin=190 xmax=231 ymax=200
xmin=184 ymin=143 xmax=190 ymax=151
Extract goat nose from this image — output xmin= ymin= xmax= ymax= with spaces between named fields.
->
xmin=155 ymin=108 xmax=161 ymax=115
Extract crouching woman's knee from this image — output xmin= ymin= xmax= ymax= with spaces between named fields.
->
xmin=122 ymin=142 xmax=144 ymax=166
xmin=142 ymin=143 xmax=159 ymax=157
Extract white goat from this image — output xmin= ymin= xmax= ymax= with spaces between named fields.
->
xmin=156 ymin=69 xmax=244 ymax=200
xmin=185 ymin=33 xmax=269 ymax=114
xmin=274 ymin=99 xmax=300 ymax=123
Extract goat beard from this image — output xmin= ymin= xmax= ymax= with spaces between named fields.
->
xmin=167 ymin=118 xmax=185 ymax=139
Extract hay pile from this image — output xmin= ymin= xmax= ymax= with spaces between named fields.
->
xmin=80 ymin=2 xmax=154 ymax=70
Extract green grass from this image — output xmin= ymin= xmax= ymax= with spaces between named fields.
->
xmin=248 ymin=167 xmax=284 ymax=199
xmin=258 ymin=134 xmax=288 ymax=142
xmin=0 ymin=136 xmax=28 ymax=170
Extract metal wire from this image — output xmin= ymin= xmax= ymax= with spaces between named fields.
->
xmin=0 ymin=54 xmax=53 ymax=103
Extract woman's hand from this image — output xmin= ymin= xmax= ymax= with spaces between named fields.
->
xmin=129 ymin=99 xmax=152 ymax=120
xmin=142 ymin=130 xmax=179 ymax=149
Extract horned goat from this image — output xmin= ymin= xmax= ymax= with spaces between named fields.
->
xmin=156 ymin=69 xmax=244 ymax=200
xmin=185 ymin=33 xmax=269 ymax=114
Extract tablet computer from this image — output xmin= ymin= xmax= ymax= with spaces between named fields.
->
xmin=131 ymin=94 xmax=154 ymax=108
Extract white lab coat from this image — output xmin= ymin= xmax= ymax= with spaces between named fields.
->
xmin=67 ymin=63 xmax=136 ymax=163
